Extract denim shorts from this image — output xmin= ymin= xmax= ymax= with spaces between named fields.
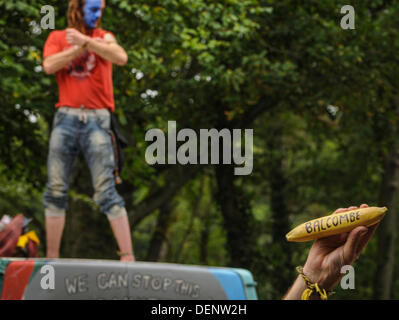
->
xmin=43 ymin=107 xmax=125 ymax=216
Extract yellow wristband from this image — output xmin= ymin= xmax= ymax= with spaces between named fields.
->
xmin=296 ymin=266 xmax=334 ymax=300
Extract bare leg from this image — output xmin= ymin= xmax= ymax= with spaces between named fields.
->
xmin=109 ymin=210 xmax=135 ymax=262
xmin=45 ymin=215 xmax=65 ymax=258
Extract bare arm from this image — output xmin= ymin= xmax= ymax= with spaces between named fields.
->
xmin=43 ymin=45 xmax=85 ymax=75
xmin=66 ymin=28 xmax=127 ymax=66
xmin=43 ymin=29 xmax=127 ymax=75
xmin=85 ymin=35 xmax=128 ymax=66
xmin=284 ymin=275 xmax=316 ymax=300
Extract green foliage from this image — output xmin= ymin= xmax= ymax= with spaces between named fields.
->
xmin=1 ymin=0 xmax=399 ymax=300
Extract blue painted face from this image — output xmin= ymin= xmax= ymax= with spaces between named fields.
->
xmin=83 ymin=0 xmax=103 ymax=29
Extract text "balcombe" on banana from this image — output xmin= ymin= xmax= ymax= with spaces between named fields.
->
xmin=286 ymin=206 xmax=387 ymax=242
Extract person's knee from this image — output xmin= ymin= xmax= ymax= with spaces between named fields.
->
xmin=45 ymin=205 xmax=66 ymax=218
xmin=106 ymin=205 xmax=127 ymax=221
xmin=43 ymin=185 xmax=69 ymax=210
xmin=93 ymin=185 xmax=125 ymax=216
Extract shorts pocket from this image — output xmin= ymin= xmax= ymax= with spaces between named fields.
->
xmin=95 ymin=113 xmax=111 ymax=132
xmin=52 ymin=111 xmax=66 ymax=128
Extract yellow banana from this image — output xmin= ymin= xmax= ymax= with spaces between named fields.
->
xmin=286 ymin=206 xmax=387 ymax=242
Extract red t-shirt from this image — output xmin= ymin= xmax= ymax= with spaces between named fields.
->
xmin=43 ymin=28 xmax=115 ymax=111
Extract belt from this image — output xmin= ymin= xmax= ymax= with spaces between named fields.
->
xmin=58 ymin=106 xmax=110 ymax=124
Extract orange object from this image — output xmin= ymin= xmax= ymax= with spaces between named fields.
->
xmin=43 ymin=28 xmax=116 ymax=111
xmin=1 ymin=260 xmax=35 ymax=300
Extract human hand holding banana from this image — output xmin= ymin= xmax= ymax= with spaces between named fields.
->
xmin=284 ymin=204 xmax=384 ymax=299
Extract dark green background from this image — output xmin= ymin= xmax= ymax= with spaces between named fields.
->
xmin=1 ymin=0 xmax=398 ymax=299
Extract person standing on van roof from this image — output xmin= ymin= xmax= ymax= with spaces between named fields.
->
xmin=42 ymin=0 xmax=135 ymax=262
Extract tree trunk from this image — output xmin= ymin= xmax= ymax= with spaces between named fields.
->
xmin=215 ymin=164 xmax=257 ymax=269
xmin=146 ymin=201 xmax=174 ymax=261
xmin=267 ymin=121 xmax=294 ymax=296
xmin=374 ymin=147 xmax=399 ymax=299
xmin=199 ymin=208 xmax=212 ymax=265
xmin=374 ymin=98 xmax=399 ymax=299
xmin=199 ymin=222 xmax=209 ymax=265
xmin=174 ymin=178 xmax=205 ymax=263
xmin=269 ymin=130 xmax=290 ymax=244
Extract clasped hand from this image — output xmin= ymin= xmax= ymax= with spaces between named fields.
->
xmin=66 ymin=28 xmax=90 ymax=47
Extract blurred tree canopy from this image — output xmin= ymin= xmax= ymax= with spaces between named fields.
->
xmin=1 ymin=0 xmax=399 ymax=299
